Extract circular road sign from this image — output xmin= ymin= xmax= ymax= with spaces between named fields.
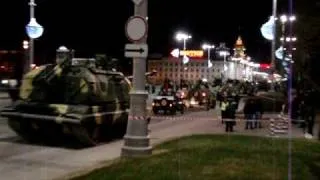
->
xmin=125 ymin=16 xmax=148 ymax=42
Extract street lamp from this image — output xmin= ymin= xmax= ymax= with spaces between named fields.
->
xmin=175 ymin=31 xmax=192 ymax=86
xmin=176 ymin=32 xmax=192 ymax=50
xmin=22 ymin=41 xmax=29 ymax=50
xmin=202 ymin=44 xmax=215 ymax=83
xmin=219 ymin=50 xmax=230 ymax=81
xmin=278 ymin=14 xmax=296 ymax=75
xmin=202 ymin=44 xmax=215 ymax=68
xmin=25 ymin=0 xmax=44 ymax=72
xmin=22 ymin=41 xmax=29 ymax=74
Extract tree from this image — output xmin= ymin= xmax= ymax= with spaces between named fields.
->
xmin=294 ymin=0 xmax=320 ymax=73
xmin=290 ymin=0 xmax=320 ymax=90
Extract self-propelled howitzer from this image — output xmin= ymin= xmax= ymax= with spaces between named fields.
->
xmin=0 ymin=52 xmax=136 ymax=146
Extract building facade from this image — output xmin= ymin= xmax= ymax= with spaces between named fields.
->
xmin=147 ymin=37 xmax=260 ymax=85
xmin=148 ymin=57 xmax=237 ymax=85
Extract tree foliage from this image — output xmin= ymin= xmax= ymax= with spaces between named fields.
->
xmin=294 ymin=0 xmax=320 ymax=65
xmin=290 ymin=0 xmax=320 ymax=89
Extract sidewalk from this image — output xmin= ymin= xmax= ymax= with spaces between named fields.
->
xmin=56 ymin=113 xmax=308 ymax=180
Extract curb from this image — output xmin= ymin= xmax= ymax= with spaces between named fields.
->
xmin=54 ymin=136 xmax=183 ymax=180
xmin=53 ymin=158 xmax=121 ymax=180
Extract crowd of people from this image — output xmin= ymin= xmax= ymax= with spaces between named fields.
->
xmin=219 ymin=85 xmax=317 ymax=140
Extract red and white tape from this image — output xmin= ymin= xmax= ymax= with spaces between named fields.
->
xmin=128 ymin=115 xmax=145 ymax=120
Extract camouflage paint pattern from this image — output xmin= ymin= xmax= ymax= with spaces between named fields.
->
xmin=0 ymin=59 xmax=132 ymax=146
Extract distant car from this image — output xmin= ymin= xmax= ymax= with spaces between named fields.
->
xmin=188 ymin=89 xmax=216 ymax=110
xmin=152 ymin=93 xmax=184 ymax=115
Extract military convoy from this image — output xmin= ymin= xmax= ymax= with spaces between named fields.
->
xmin=152 ymin=91 xmax=184 ymax=115
xmin=0 ymin=47 xmax=153 ymax=146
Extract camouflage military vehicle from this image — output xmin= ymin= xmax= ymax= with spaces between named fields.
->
xmin=0 ymin=48 xmax=139 ymax=146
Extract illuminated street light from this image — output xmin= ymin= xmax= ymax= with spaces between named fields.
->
xmin=25 ymin=0 xmax=44 ymax=72
xmin=175 ymin=32 xmax=192 ymax=50
xmin=260 ymin=16 xmax=276 ymax=41
xmin=22 ymin=40 xmax=29 ymax=49
xmin=175 ymin=31 xmax=192 ymax=85
xmin=280 ymin=36 xmax=297 ymax=42
xmin=202 ymin=43 xmax=215 ymax=68
xmin=280 ymin=14 xmax=296 ymax=23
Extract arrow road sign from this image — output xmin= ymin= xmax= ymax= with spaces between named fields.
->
xmin=125 ymin=44 xmax=148 ymax=58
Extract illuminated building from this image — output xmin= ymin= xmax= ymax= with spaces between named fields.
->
xmin=148 ymin=57 xmax=225 ymax=85
xmin=147 ymin=46 xmax=260 ymax=85
xmin=229 ymin=36 xmax=259 ymax=81
xmin=147 ymin=49 xmax=229 ymax=85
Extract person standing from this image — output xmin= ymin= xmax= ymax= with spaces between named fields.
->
xmin=224 ymin=96 xmax=237 ymax=132
xmin=220 ymin=96 xmax=229 ymax=124
xmin=254 ymin=98 xmax=263 ymax=128
xmin=244 ymin=98 xmax=255 ymax=129
xmin=304 ymin=90 xmax=316 ymax=139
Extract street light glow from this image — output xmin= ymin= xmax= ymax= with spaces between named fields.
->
xmin=202 ymin=44 xmax=215 ymax=50
xmin=285 ymin=37 xmax=297 ymax=42
xmin=219 ymin=51 xmax=229 ymax=56
xmin=280 ymin=14 xmax=296 ymax=23
xmin=289 ymin=15 xmax=296 ymax=21
xmin=23 ymin=40 xmax=29 ymax=49
xmin=175 ymin=32 xmax=192 ymax=41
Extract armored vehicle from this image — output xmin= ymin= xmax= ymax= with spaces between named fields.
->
xmin=152 ymin=90 xmax=184 ymax=115
xmin=185 ymin=80 xmax=216 ymax=110
xmin=0 ymin=47 xmax=148 ymax=146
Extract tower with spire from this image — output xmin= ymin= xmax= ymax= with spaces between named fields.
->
xmin=232 ymin=36 xmax=247 ymax=60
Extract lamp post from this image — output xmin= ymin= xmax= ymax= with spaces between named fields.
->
xmin=202 ymin=44 xmax=215 ymax=82
xmin=22 ymin=40 xmax=29 ymax=74
xmin=175 ymin=32 xmax=192 ymax=86
xmin=220 ymin=51 xmax=229 ymax=81
xmin=270 ymin=0 xmax=277 ymax=71
xmin=279 ymin=15 xmax=296 ymax=73
xmin=25 ymin=0 xmax=44 ymax=72
xmin=176 ymin=32 xmax=192 ymax=51
xmin=216 ymin=43 xmax=230 ymax=82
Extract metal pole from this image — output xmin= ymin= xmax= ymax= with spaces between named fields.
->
xmin=207 ymin=48 xmax=211 ymax=81
xmin=288 ymin=1 xmax=294 ymax=178
xmin=223 ymin=54 xmax=226 ymax=81
xmin=271 ymin=0 xmax=277 ymax=91
xmin=29 ymin=0 xmax=36 ymax=71
xmin=121 ymin=0 xmax=152 ymax=157
xmin=281 ymin=23 xmax=286 ymax=70
xmin=181 ymin=38 xmax=186 ymax=86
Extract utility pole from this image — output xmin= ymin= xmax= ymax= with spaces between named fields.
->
xmin=121 ymin=0 xmax=152 ymax=157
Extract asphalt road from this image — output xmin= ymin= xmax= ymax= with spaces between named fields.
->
xmin=0 ymin=97 xmax=218 ymax=180
xmin=0 ymin=97 xmax=316 ymax=180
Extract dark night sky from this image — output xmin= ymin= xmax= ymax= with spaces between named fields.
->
xmin=0 ymin=1 xmax=286 ymax=63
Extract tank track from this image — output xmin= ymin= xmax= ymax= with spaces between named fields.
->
xmin=7 ymin=118 xmax=128 ymax=147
